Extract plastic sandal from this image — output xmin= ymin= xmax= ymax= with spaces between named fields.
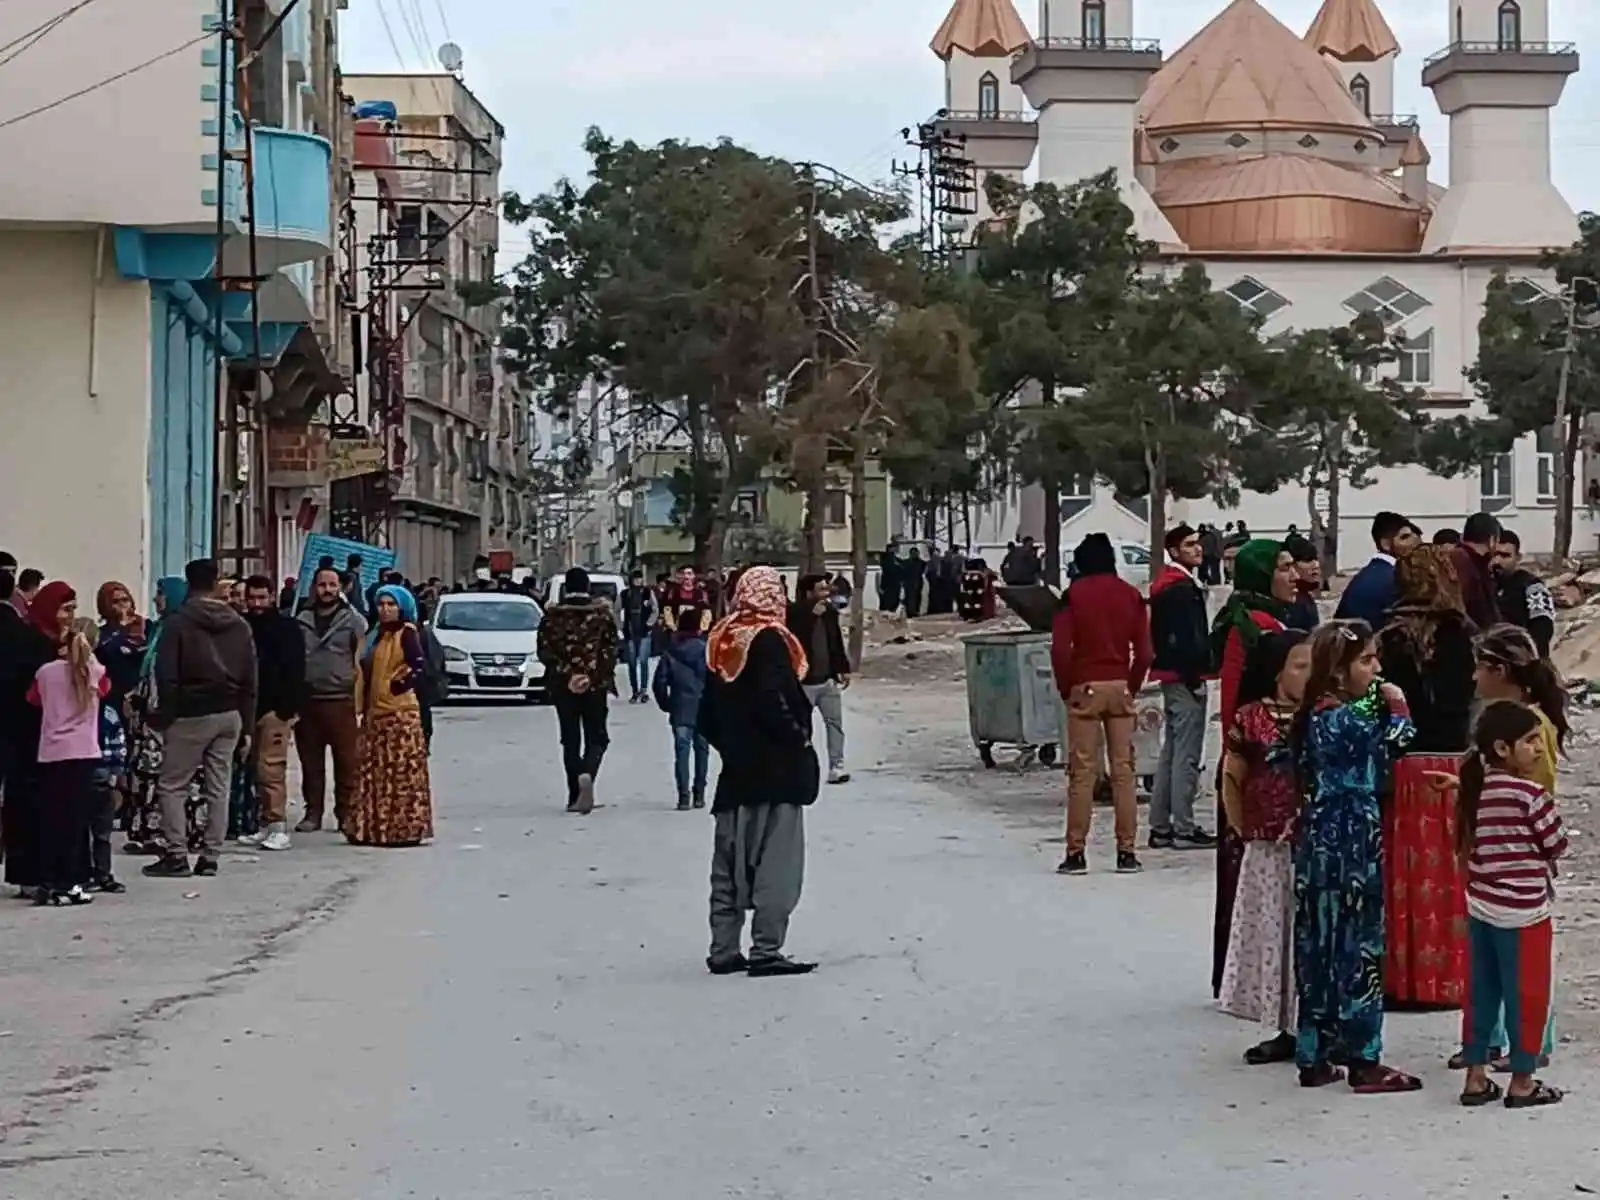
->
xmin=1459 ymin=1079 xmax=1503 ymax=1107
xmin=1298 ymin=1063 xmax=1345 ymax=1088
xmin=1504 ymin=1081 xmax=1564 ymax=1109
xmin=1349 ymin=1064 xmax=1423 ymax=1094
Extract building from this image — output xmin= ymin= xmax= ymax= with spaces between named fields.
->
xmin=0 ymin=0 xmax=343 ymax=597
xmin=930 ymin=0 xmax=1585 ymax=565
xmin=341 ymin=73 xmax=527 ymax=584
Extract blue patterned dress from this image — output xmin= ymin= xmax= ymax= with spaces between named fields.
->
xmin=1293 ymin=688 xmax=1414 ymax=1070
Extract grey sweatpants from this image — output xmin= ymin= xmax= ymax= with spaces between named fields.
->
xmin=709 ymin=804 xmax=805 ymax=963
xmin=157 ymin=711 xmax=242 ymax=860
xmin=802 ymin=680 xmax=845 ymax=772
xmin=1150 ymin=682 xmax=1207 ymax=837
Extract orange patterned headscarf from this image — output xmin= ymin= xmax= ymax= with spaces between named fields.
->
xmin=706 ymin=566 xmax=808 ymax=683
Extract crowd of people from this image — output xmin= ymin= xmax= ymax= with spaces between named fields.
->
xmin=0 ymin=554 xmax=439 ymax=908
xmin=1050 ymin=511 xmax=1568 ymax=1109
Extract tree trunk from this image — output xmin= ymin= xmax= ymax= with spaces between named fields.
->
xmin=801 ymin=472 xmax=827 ymax=575
xmin=1147 ymin=448 xmax=1168 ymax=573
xmin=1557 ymin=407 xmax=1583 ymax=561
xmin=847 ymin=434 xmax=869 ymax=670
xmin=1043 ymin=486 xmax=1061 ymax=588
xmin=1326 ymin=473 xmax=1342 ymax=579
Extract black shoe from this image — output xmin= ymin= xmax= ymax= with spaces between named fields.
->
xmin=1057 ymin=852 xmax=1088 ymax=876
xmin=193 ymin=858 xmax=218 ymax=877
xmin=94 ymin=876 xmax=127 ymax=894
xmin=1176 ymin=829 xmax=1218 ymax=849
xmin=747 ymin=956 xmax=817 ymax=977
xmin=1116 ymin=851 xmax=1143 ymax=874
xmin=142 ymin=855 xmax=191 ymax=878
xmin=692 ymin=792 xmax=706 ymax=809
xmin=676 ymin=795 xmax=691 ymax=811
xmin=706 ymin=954 xmax=749 ymax=975
xmin=1148 ymin=830 xmax=1175 ymax=850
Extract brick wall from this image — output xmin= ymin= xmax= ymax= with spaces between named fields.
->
xmin=266 ymin=423 xmax=329 ymax=487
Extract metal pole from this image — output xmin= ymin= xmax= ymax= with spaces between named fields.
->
xmin=209 ymin=0 xmax=231 ymax=562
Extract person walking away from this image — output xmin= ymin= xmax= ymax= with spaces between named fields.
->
xmin=1209 ymin=540 xmax=1299 ymax=996
xmin=537 ymin=568 xmax=619 ymax=813
xmin=620 ymin=570 xmax=659 ymax=703
xmin=901 ymin=548 xmax=925 ymax=617
xmin=240 ymin=576 xmax=305 ymax=852
xmin=345 ymin=585 xmax=433 ymax=846
xmin=1491 ymin=529 xmax=1556 ymax=658
xmin=2 ymin=581 xmax=72 ymax=896
xmin=28 ymin=617 xmax=108 ymax=906
xmin=789 ymin=573 xmax=853 ymax=785
xmin=294 ymin=566 xmax=366 ymax=833
xmin=1334 ymin=512 xmax=1421 ymax=629
xmin=1219 ymin=630 xmax=1310 ymax=1065
xmin=699 ymin=566 xmax=818 ymax=977
xmin=1147 ymin=524 xmax=1216 ymax=850
xmin=1283 ymin=534 xmax=1322 ymax=631
xmin=1377 ymin=544 xmax=1476 ymax=1007
xmin=1290 ymin=620 xmax=1422 ymax=1092
xmin=1454 ymin=700 xmax=1566 ymax=1108
xmin=877 ymin=544 xmax=902 ymax=613
xmin=1453 ymin=512 xmax=1502 ymax=629
xmin=1051 ymin=533 xmax=1153 ymax=876
xmin=652 ymin=605 xmax=711 ymax=810
xmin=143 ymin=559 xmax=257 ymax=880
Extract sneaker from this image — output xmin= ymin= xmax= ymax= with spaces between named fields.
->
xmin=294 ymin=815 xmax=322 ymax=834
xmin=236 ymin=829 xmax=267 ymax=847
xmin=1116 ymin=851 xmax=1143 ymax=874
xmin=1148 ymin=830 xmax=1175 ymax=850
xmin=1176 ymin=829 xmax=1218 ymax=849
xmin=193 ymin=858 xmax=219 ymax=877
xmin=142 ymin=854 xmax=191 ymax=878
xmin=260 ymin=826 xmax=292 ymax=852
xmin=676 ymin=794 xmax=691 ymax=812
xmin=747 ymin=956 xmax=817 ymax=977
xmin=1057 ymin=852 xmax=1088 ymax=876
xmin=827 ymin=770 xmax=851 ymax=785
xmin=575 ymin=773 xmax=596 ymax=814
xmin=691 ymin=791 xmax=706 ymax=809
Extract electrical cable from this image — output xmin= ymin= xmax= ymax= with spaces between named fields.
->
xmin=430 ymin=0 xmax=451 ymax=39
xmin=0 ymin=0 xmax=99 ymax=66
xmin=0 ymin=31 xmax=210 ymax=133
xmin=372 ymin=0 xmax=411 ymax=67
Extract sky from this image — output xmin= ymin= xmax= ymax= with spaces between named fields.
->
xmin=338 ymin=0 xmax=1600 ymax=260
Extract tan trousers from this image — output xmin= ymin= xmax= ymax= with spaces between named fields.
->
xmin=253 ymin=713 xmax=293 ymax=824
xmin=1064 ymin=680 xmax=1138 ymax=854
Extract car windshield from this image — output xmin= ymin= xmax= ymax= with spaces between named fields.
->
xmin=434 ymin=600 xmax=541 ymax=632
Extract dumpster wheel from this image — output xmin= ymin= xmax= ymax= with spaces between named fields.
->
xmin=978 ymin=741 xmax=996 ymax=769
xmin=1038 ymin=744 xmax=1058 ymax=767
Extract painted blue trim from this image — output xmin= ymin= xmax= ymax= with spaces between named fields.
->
xmin=201 ymin=118 xmax=218 ymax=136
xmin=113 ymin=228 xmax=216 ymax=281
xmin=202 ymin=13 xmax=224 ymax=29
xmin=147 ymin=288 xmax=218 ymax=579
xmin=200 ymin=152 xmax=218 ymax=171
xmin=200 ymin=83 xmax=219 ymax=102
xmin=201 ymin=188 xmax=218 ymax=206
xmin=165 ymin=282 xmax=243 ymax=357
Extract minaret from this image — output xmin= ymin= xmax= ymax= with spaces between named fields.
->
xmin=1421 ymin=0 xmax=1579 ymax=252
xmin=930 ymin=0 xmax=1038 ymax=233
xmin=1012 ymin=0 xmax=1183 ymax=248
xmin=1305 ymin=0 xmax=1409 ymax=168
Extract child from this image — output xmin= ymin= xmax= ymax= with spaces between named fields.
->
xmin=1219 ymin=630 xmax=1311 ymax=1066
xmin=1445 ymin=624 xmax=1565 ymax=1070
xmin=1455 ymin=699 xmax=1566 ymax=1109
xmin=74 ymin=616 xmax=127 ymax=893
xmin=28 ymin=628 xmax=110 ymax=906
xmin=1289 ymin=620 xmax=1421 ymax=1092
xmin=652 ymin=604 xmax=710 ymax=810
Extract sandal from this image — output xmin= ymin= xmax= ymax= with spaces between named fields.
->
xmin=1348 ymin=1063 xmax=1423 ymax=1095
xmin=1298 ymin=1063 xmax=1345 ymax=1088
xmin=1448 ymin=1046 xmax=1502 ymax=1070
xmin=1244 ymin=1033 xmax=1296 ymax=1066
xmin=1459 ymin=1079 xmax=1503 ymax=1107
xmin=1504 ymin=1081 xmax=1564 ymax=1109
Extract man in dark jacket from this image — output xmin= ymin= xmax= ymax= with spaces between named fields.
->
xmin=789 ymin=574 xmax=853 ymax=784
xmin=1282 ymin=533 xmax=1322 ymax=631
xmin=619 ymin=570 xmax=659 ymax=703
xmin=652 ymin=606 xmax=709 ymax=809
xmin=241 ymin=575 xmax=305 ymax=852
xmin=1493 ymin=528 xmax=1556 ymax=657
xmin=1334 ymin=511 xmax=1420 ymax=629
xmin=145 ymin=558 xmax=258 ymax=879
xmin=537 ymin=567 xmax=620 ymax=813
xmin=1146 ymin=525 xmax=1215 ymax=851
xmin=1454 ymin=511 xmax=1502 ymax=629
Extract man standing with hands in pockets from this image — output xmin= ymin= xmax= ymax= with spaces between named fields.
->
xmin=788 ymin=573 xmax=853 ymax=785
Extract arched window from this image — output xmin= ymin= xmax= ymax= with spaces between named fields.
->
xmin=977 ymin=71 xmax=1000 ymax=119
xmin=1350 ymin=73 xmax=1370 ymax=116
xmin=1497 ymin=1 xmax=1522 ymax=50
xmin=1081 ymin=0 xmax=1105 ymax=46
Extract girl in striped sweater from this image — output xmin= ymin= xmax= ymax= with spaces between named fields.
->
xmin=1455 ymin=700 xmax=1567 ymax=1109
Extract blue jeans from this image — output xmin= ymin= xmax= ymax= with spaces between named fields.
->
xmin=672 ymin=724 xmax=709 ymax=799
xmin=625 ymin=636 xmax=652 ymax=695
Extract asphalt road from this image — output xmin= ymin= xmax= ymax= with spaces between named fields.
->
xmin=4 ymin=688 xmax=1600 ymax=1197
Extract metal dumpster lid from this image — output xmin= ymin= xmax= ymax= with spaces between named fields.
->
xmin=998 ymin=584 xmax=1062 ymax=633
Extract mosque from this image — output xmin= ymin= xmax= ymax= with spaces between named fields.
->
xmin=927 ymin=0 xmax=1586 ymax=564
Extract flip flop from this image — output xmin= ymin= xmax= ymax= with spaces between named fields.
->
xmin=1504 ymin=1081 xmax=1564 ymax=1109
xmin=1459 ymin=1079 xmax=1503 ymax=1107
xmin=1349 ymin=1064 xmax=1423 ymax=1095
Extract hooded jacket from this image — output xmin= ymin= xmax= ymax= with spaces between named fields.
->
xmin=152 ymin=596 xmax=258 ymax=730
xmin=652 ymin=634 xmax=708 ymax=727
xmin=1050 ymin=537 xmax=1153 ymax=695
xmin=297 ymin=599 xmax=368 ymax=700
xmin=1148 ymin=564 xmax=1212 ymax=687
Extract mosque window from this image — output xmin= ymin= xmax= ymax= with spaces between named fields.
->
xmin=1344 ymin=277 xmax=1429 ymax=327
xmin=1349 ymin=74 xmax=1370 ymax=116
xmin=1396 ymin=329 xmax=1434 ymax=386
xmin=1497 ymin=1 xmax=1522 ymax=50
xmin=1081 ymin=0 xmax=1105 ymax=46
xmin=1223 ymin=276 xmax=1289 ymax=318
xmin=977 ymin=72 xmax=1000 ymax=119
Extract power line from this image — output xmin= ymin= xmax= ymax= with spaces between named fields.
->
xmin=0 ymin=32 xmax=210 ymax=133
xmin=0 ymin=0 xmax=100 ymax=67
xmin=431 ymin=0 xmax=451 ymax=39
xmin=372 ymin=0 xmax=411 ymax=67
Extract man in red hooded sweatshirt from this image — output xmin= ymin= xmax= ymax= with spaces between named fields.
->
xmin=1051 ymin=532 xmax=1152 ymax=876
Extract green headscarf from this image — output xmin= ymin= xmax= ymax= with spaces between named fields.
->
xmin=1211 ymin=538 xmax=1294 ymax=662
xmin=139 ymin=575 xmax=188 ymax=680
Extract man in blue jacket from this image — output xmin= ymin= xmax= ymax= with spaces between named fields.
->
xmin=652 ymin=605 xmax=710 ymax=810
xmin=1334 ymin=511 xmax=1421 ymax=629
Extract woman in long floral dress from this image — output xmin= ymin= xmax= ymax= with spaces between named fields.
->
xmin=123 ymin=576 xmax=192 ymax=855
xmin=345 ymin=585 xmax=433 ymax=847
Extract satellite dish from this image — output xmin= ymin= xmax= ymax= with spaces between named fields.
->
xmin=438 ymin=42 xmax=463 ymax=72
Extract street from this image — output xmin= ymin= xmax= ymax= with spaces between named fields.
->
xmin=3 ymin=686 xmax=1600 ymax=1198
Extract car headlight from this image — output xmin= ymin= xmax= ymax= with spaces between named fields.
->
xmin=443 ymin=646 xmax=469 ymax=662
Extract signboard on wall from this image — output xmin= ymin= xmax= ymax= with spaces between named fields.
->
xmin=292 ymin=534 xmax=397 ymax=604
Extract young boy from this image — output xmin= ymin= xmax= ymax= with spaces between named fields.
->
xmin=651 ymin=605 xmax=711 ymax=810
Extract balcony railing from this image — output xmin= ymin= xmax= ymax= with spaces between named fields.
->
xmin=1424 ymin=40 xmax=1577 ymax=66
xmin=1018 ymin=36 xmax=1161 ymax=56
xmin=935 ymin=109 xmax=1033 ymax=123
xmin=1371 ymin=113 xmax=1420 ymax=128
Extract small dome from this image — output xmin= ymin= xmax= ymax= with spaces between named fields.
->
xmin=1305 ymin=0 xmax=1399 ymax=64
xmin=930 ymin=0 xmax=1031 ymax=59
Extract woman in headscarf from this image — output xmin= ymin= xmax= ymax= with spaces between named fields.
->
xmin=699 ymin=565 xmax=819 ymax=977
xmin=1378 ymin=543 xmax=1476 ymax=1008
xmin=1210 ymin=539 xmax=1299 ymax=998
xmin=94 ymin=581 xmax=147 ymax=712
xmin=3 ymin=582 xmax=77 ymax=895
xmin=345 ymin=584 xmax=433 ymax=847
xmin=122 ymin=576 xmax=187 ymax=855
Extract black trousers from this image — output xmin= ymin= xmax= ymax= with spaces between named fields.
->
xmin=551 ymin=688 xmax=609 ymax=803
xmin=36 ymin=759 xmax=93 ymax=892
xmin=89 ymin=779 xmax=115 ymax=881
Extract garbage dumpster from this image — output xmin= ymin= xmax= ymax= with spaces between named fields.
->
xmin=1057 ymin=682 xmax=1164 ymax=798
xmin=963 ymin=585 xmax=1064 ymax=768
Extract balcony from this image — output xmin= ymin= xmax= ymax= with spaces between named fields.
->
xmin=1421 ymin=41 xmax=1579 ymax=100
xmin=219 ymin=122 xmax=334 ymax=275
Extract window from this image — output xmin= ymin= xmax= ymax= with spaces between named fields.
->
xmin=1223 ymin=276 xmax=1290 ymax=318
xmin=1536 ymin=425 xmax=1558 ymax=502
xmin=1480 ymin=453 xmax=1513 ymax=512
xmin=1498 ymin=1 xmax=1521 ymax=50
xmin=977 ymin=72 xmax=999 ymax=119
xmin=434 ymin=599 xmax=541 ymax=631
xmin=1062 ymin=474 xmax=1092 ymax=520
xmin=824 ymin=489 xmax=847 ymax=527
xmin=1121 ymin=543 xmax=1150 ymax=566
xmin=1344 ymin=277 xmax=1429 ymax=327
xmin=732 ymin=489 xmax=764 ymax=523
xmin=1350 ymin=74 xmax=1370 ymax=116
xmin=1081 ymin=0 xmax=1105 ymax=45
xmin=1396 ymin=329 xmax=1434 ymax=385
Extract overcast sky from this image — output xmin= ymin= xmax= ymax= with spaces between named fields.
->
xmin=340 ymin=0 xmax=1600 ymax=258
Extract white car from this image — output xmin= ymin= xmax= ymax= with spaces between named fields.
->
xmin=430 ymin=592 xmax=546 ymax=701
xmin=1063 ymin=538 xmax=1152 ymax=591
